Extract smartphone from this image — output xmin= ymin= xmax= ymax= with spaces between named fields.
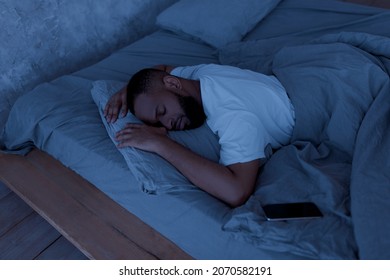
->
xmin=262 ymin=202 xmax=323 ymax=221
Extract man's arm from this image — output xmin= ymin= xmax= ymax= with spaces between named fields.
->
xmin=153 ymin=64 xmax=176 ymax=73
xmin=159 ymin=139 xmax=260 ymax=207
xmin=116 ymin=124 xmax=261 ymax=207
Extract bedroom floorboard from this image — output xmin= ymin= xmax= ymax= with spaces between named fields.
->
xmin=0 ymin=181 xmax=87 ymax=260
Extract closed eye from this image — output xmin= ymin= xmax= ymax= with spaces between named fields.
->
xmin=157 ymin=105 xmax=166 ymax=117
xmin=147 ymin=105 xmax=165 ymax=127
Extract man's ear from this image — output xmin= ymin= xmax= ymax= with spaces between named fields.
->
xmin=163 ymin=75 xmax=182 ymax=89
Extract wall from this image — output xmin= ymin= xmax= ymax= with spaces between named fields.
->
xmin=0 ymin=0 xmax=176 ymax=134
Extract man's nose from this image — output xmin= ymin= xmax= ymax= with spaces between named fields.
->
xmin=161 ymin=116 xmax=173 ymax=130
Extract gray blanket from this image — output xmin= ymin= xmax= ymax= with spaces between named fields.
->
xmin=223 ymin=32 xmax=390 ymax=259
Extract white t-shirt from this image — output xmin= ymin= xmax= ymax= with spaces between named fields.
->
xmin=171 ymin=64 xmax=295 ymax=166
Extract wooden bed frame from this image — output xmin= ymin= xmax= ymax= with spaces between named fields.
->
xmin=0 ymin=149 xmax=192 ymax=260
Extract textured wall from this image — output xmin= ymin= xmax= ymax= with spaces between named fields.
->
xmin=0 ymin=0 xmax=176 ymax=133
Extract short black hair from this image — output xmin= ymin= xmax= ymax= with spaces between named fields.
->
xmin=126 ymin=68 xmax=165 ymax=114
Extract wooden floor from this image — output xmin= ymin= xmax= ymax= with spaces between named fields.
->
xmin=0 ymin=180 xmax=87 ymax=260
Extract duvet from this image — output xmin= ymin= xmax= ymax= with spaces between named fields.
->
xmin=224 ymin=32 xmax=390 ymax=259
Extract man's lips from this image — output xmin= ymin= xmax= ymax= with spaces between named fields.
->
xmin=175 ymin=117 xmax=186 ymax=130
xmin=175 ymin=117 xmax=182 ymax=130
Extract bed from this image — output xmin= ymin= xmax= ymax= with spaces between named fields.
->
xmin=1 ymin=0 xmax=390 ymax=260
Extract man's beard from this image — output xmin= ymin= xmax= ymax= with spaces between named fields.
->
xmin=176 ymin=94 xmax=206 ymax=130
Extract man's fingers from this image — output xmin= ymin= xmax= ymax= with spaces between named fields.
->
xmin=105 ymin=102 xmax=121 ymax=123
xmin=104 ymin=88 xmax=127 ymax=123
xmin=110 ymin=107 xmax=119 ymax=123
xmin=114 ymin=123 xmax=166 ymax=152
xmin=116 ymin=133 xmax=132 ymax=141
xmin=124 ymin=123 xmax=143 ymax=129
xmin=120 ymin=104 xmax=128 ymax=117
xmin=115 ymin=127 xmax=139 ymax=148
xmin=115 ymin=123 xmax=144 ymax=142
xmin=120 ymin=93 xmax=128 ymax=117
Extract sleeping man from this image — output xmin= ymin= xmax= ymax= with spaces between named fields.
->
xmin=104 ymin=64 xmax=295 ymax=207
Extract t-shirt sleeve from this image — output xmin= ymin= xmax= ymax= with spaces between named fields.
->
xmin=216 ymin=112 xmax=268 ymax=166
xmin=170 ymin=64 xmax=207 ymax=80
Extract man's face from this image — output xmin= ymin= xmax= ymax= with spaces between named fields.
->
xmin=133 ymin=90 xmax=206 ymax=130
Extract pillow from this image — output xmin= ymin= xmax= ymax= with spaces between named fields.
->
xmin=91 ymin=80 xmax=220 ymax=194
xmin=156 ymin=0 xmax=282 ymax=48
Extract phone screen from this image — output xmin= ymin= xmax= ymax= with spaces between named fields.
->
xmin=263 ymin=202 xmax=323 ymax=221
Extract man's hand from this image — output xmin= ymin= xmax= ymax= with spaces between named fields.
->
xmin=104 ymin=86 xmax=128 ymax=123
xmin=116 ymin=123 xmax=260 ymax=207
xmin=115 ymin=123 xmax=168 ymax=152
xmin=153 ymin=64 xmax=175 ymax=73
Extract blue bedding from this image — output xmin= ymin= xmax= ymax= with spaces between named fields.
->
xmin=223 ymin=31 xmax=390 ymax=259
xmin=2 ymin=31 xmax=297 ymax=260
xmin=2 ymin=0 xmax=390 ymax=259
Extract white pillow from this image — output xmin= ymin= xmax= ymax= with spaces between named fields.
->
xmin=157 ymin=0 xmax=282 ymax=48
xmin=91 ymin=80 xmax=220 ymax=194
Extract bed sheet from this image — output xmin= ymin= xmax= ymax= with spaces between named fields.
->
xmin=2 ymin=30 xmax=302 ymax=259
xmin=245 ymin=0 xmax=387 ymax=41
xmin=223 ymin=0 xmax=390 ymax=74
xmin=3 ymin=0 xmax=390 ymax=259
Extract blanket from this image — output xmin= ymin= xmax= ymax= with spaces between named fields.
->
xmin=223 ymin=32 xmax=390 ymax=259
